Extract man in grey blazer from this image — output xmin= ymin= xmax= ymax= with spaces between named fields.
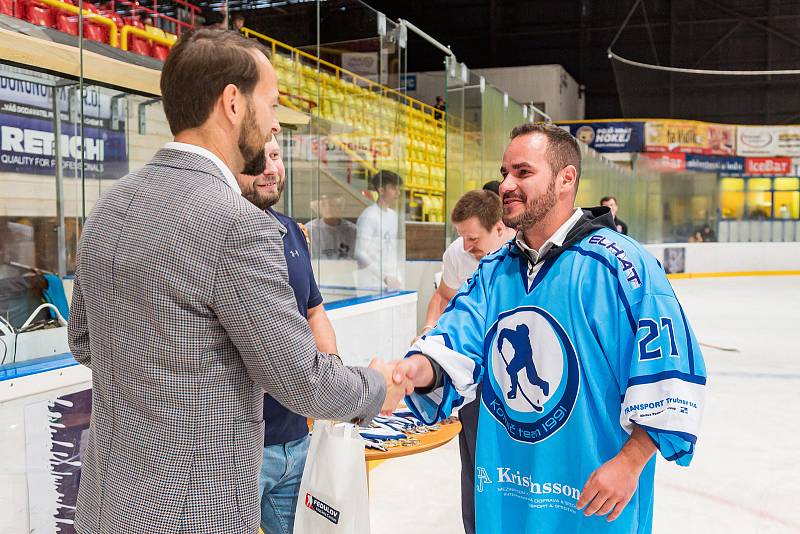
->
xmin=67 ymin=29 xmax=407 ymax=534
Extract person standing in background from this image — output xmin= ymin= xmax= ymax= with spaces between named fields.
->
xmin=482 ymin=180 xmax=501 ymax=196
xmin=354 ymin=170 xmax=403 ymax=291
xmin=434 ymin=95 xmax=446 ymax=121
xmin=601 ymin=195 xmax=628 ymax=235
xmin=231 ymin=12 xmax=246 ymax=31
xmin=237 ymin=137 xmax=339 ymax=534
xmin=308 ymin=195 xmax=357 ymax=260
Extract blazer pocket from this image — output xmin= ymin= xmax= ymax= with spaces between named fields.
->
xmin=233 ymin=419 xmax=265 ymax=529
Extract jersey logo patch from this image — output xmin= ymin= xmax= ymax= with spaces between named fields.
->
xmin=497 ymin=323 xmax=550 ymax=410
xmin=483 ymin=306 xmax=580 ymax=444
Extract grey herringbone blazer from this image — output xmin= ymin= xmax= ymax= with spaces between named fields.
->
xmin=67 ymin=148 xmax=385 ymax=534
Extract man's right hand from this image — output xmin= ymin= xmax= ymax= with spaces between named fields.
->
xmin=369 ymin=358 xmax=414 ymax=415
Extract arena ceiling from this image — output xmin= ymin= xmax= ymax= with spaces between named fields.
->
xmin=188 ymin=0 xmax=800 ymax=124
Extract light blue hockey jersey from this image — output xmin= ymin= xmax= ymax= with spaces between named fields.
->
xmin=405 ymin=208 xmax=706 ymax=533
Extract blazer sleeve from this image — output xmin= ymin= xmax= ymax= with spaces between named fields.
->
xmin=213 ymin=208 xmax=385 ymax=423
xmin=67 ymin=270 xmax=92 ymax=368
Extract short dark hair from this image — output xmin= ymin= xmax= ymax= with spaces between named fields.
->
xmin=482 ymin=180 xmax=501 ymax=196
xmin=370 ymin=170 xmax=403 ymax=190
xmin=451 ymin=190 xmax=502 ymax=232
xmin=600 ymin=196 xmax=617 ymax=204
xmin=160 ymin=29 xmax=269 ymax=135
xmin=509 ymin=123 xmax=582 ymax=186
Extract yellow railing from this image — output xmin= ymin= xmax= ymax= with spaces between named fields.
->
xmin=240 ymin=27 xmax=444 ymax=126
xmin=240 ymin=26 xmax=446 ymax=221
xmin=37 ymin=0 xmax=119 ymax=47
xmin=120 ymin=25 xmax=175 ymax=52
xmin=32 ymin=0 xmax=181 ymax=54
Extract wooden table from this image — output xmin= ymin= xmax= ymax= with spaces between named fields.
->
xmin=364 ymin=419 xmax=462 ymax=462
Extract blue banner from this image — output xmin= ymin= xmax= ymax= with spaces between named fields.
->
xmin=0 ymin=75 xmax=128 ymax=180
xmin=684 ymin=154 xmax=745 ymax=174
xmin=565 ymin=122 xmax=644 ymax=152
xmin=0 ymin=112 xmax=128 ymax=179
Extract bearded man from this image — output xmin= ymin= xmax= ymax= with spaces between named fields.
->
xmin=390 ymin=123 xmax=707 ymax=534
xmin=67 ymin=29 xmax=404 ymax=534
xmin=237 ymin=137 xmax=341 ymax=534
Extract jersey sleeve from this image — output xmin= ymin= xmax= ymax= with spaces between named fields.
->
xmin=404 ymin=271 xmax=488 ymax=424
xmin=619 ymin=292 xmax=707 ymax=466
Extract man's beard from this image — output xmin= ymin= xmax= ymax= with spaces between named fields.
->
xmin=239 ymin=100 xmax=269 ymax=176
xmin=502 ymin=176 xmax=557 ymax=231
xmin=243 ymin=176 xmax=284 ymax=210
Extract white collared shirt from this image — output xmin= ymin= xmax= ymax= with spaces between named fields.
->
xmin=515 ymin=208 xmax=583 ymax=282
xmin=164 ymin=141 xmax=241 ymax=194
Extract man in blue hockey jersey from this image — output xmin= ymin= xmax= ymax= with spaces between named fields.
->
xmin=389 ymin=123 xmax=706 ymax=533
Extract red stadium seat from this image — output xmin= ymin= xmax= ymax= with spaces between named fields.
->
xmin=106 ymin=11 xmax=123 ymax=27
xmin=0 ymin=0 xmax=15 ymax=17
xmin=130 ymin=37 xmax=151 ymax=56
xmin=23 ymin=0 xmax=55 ymax=28
xmin=55 ymin=11 xmax=78 ymax=35
xmin=83 ymin=22 xmax=106 ymax=43
xmin=150 ymin=43 xmax=169 ymax=61
xmin=125 ymin=17 xmax=151 ymax=57
xmin=81 ymin=3 xmax=108 ymax=44
xmin=143 ymin=23 xmax=171 ymax=61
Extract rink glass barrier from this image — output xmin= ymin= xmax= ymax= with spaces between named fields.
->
xmin=1 ymin=0 xmax=795 ymax=377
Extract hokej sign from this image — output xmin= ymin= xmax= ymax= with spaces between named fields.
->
xmin=0 ymin=75 xmax=128 ymax=180
xmin=563 ymin=121 xmax=644 ymax=153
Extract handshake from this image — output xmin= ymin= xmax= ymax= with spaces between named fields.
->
xmin=368 ymin=355 xmax=434 ymax=415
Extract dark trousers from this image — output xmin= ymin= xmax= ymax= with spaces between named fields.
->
xmin=457 ymin=385 xmax=480 ymax=534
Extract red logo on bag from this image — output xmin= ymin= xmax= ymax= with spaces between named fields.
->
xmin=304 ymin=493 xmax=341 ymax=524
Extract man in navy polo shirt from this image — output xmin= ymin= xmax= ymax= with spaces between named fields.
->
xmin=237 ymin=136 xmax=341 ymax=534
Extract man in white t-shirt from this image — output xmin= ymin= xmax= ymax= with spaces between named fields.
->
xmin=354 ymin=171 xmax=403 ymax=291
xmin=308 ymin=195 xmax=357 ymax=259
xmin=418 ymin=187 xmax=514 ymax=534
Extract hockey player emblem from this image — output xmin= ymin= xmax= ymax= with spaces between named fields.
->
xmin=497 ymin=323 xmax=550 ymax=410
xmin=484 ymin=306 xmax=580 ymax=444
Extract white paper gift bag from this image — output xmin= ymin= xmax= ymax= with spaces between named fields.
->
xmin=293 ymin=421 xmax=370 ymax=534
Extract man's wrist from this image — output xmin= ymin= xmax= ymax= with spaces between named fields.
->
xmin=412 ymin=354 xmax=440 ymax=393
xmin=419 ymin=325 xmax=435 ymax=335
xmin=617 ymin=427 xmax=657 ymax=472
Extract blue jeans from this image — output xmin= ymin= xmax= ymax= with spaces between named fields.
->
xmin=258 ymin=435 xmax=310 ymax=534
